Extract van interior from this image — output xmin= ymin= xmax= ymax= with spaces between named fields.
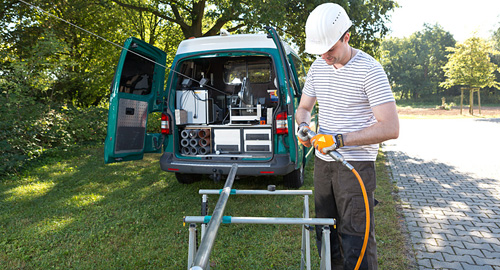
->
xmin=171 ymin=55 xmax=280 ymax=157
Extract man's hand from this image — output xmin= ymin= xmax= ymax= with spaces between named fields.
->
xmin=297 ymin=123 xmax=312 ymax=148
xmin=311 ymin=134 xmax=344 ymax=154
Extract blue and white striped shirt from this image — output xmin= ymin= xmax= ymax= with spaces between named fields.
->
xmin=302 ymin=50 xmax=395 ymax=161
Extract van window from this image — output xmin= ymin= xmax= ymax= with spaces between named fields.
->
xmin=118 ymin=52 xmax=154 ymax=95
xmin=290 ymin=54 xmax=306 ymax=90
xmin=224 ymin=59 xmax=272 ymax=84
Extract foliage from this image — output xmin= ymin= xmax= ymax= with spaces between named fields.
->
xmin=1 ymin=0 xmax=397 ymax=108
xmin=0 ymin=90 xmax=108 ymax=176
xmin=107 ymin=0 xmax=398 ymax=59
xmin=1 ymin=0 xmax=131 ymax=107
xmin=0 ymin=0 xmax=173 ymax=175
xmin=380 ymin=24 xmax=456 ymax=100
xmin=441 ymin=36 xmax=500 ymax=90
xmin=440 ymin=36 xmax=500 ymax=114
xmin=488 ymin=26 xmax=500 ymax=97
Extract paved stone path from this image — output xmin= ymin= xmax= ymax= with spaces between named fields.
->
xmin=383 ymin=118 xmax=500 ymax=270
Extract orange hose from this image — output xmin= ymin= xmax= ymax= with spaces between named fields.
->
xmin=351 ymin=168 xmax=370 ymax=270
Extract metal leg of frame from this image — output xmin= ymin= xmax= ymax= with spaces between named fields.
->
xmin=319 ymin=225 xmax=331 ymax=270
xmin=300 ymin=195 xmax=311 ymax=270
xmin=197 ymin=193 xmax=211 ymax=269
xmin=201 ymin=194 xmax=208 ymax=237
xmin=188 ymin=223 xmax=197 ymax=270
xmin=301 ymin=223 xmax=312 ymax=270
xmin=301 ymin=223 xmax=306 ymax=270
xmin=201 ymin=194 xmax=208 ymax=270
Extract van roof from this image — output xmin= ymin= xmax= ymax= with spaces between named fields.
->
xmin=176 ymin=33 xmax=297 ymax=56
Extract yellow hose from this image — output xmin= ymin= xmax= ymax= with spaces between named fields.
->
xmin=351 ymin=168 xmax=370 ymax=270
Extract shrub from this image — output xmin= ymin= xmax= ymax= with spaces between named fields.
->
xmin=0 ymin=92 xmax=108 ymax=176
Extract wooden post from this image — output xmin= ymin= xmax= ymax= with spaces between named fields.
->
xmin=460 ymin=87 xmax=464 ymax=115
xmin=477 ymin=88 xmax=481 ymax=115
xmin=469 ymin=87 xmax=474 ymax=115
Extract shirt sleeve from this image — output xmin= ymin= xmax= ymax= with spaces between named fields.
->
xmin=364 ymin=61 xmax=395 ymax=107
xmin=302 ymin=61 xmax=317 ymax=98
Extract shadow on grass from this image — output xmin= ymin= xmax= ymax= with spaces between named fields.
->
xmin=1 ymin=144 xmax=410 ymax=269
xmin=0 ymin=146 xmax=316 ymax=269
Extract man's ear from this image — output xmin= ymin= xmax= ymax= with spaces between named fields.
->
xmin=344 ymin=32 xmax=350 ymax=43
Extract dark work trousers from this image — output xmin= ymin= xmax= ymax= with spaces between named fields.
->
xmin=314 ymin=156 xmax=377 ymax=270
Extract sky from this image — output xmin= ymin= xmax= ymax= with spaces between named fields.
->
xmin=387 ymin=0 xmax=500 ymax=42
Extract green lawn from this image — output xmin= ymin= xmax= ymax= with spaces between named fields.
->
xmin=0 ymin=146 xmax=413 ymax=269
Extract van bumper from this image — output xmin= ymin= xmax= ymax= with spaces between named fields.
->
xmin=159 ymin=152 xmax=295 ymax=176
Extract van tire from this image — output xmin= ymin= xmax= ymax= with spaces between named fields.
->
xmin=283 ymin=163 xmax=304 ymax=188
xmin=175 ymin=173 xmax=199 ymax=184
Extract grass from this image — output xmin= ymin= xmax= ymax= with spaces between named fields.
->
xmin=373 ymin=151 xmax=415 ymax=269
xmin=0 ymin=146 xmax=413 ymax=269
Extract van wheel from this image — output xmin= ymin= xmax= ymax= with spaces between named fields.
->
xmin=175 ymin=173 xmax=199 ymax=184
xmin=283 ymin=163 xmax=304 ymax=188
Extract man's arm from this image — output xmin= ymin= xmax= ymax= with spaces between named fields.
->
xmin=295 ymin=94 xmax=317 ymax=125
xmin=343 ymin=101 xmax=399 ymax=146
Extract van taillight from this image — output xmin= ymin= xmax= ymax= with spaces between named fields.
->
xmin=276 ymin=112 xmax=288 ymax=134
xmin=161 ymin=113 xmax=170 ymax=134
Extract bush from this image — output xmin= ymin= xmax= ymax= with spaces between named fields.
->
xmin=0 ymin=93 xmax=108 ymax=176
xmin=64 ymin=104 xmax=108 ymax=143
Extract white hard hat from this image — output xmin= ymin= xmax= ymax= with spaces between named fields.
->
xmin=305 ymin=3 xmax=352 ymax=55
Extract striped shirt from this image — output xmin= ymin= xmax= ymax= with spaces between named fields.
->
xmin=302 ymin=50 xmax=395 ymax=161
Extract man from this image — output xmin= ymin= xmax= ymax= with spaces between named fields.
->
xmin=296 ymin=3 xmax=399 ymax=270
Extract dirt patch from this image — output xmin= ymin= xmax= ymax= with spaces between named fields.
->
xmin=397 ymin=106 xmax=500 ymax=117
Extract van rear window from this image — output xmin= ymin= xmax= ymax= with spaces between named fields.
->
xmin=118 ymin=52 xmax=154 ymax=95
xmin=224 ymin=59 xmax=271 ymax=84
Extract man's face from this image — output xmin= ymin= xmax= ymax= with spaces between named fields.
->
xmin=320 ymin=36 xmax=348 ymax=66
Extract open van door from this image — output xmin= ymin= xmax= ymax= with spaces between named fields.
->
xmin=104 ymin=37 xmax=166 ymax=164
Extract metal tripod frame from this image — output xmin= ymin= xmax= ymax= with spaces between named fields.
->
xmin=184 ymin=164 xmax=336 ymax=270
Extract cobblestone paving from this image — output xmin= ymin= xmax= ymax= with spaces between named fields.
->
xmin=383 ymin=118 xmax=500 ymax=270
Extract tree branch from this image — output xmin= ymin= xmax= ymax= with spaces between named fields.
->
xmin=109 ymin=0 xmax=194 ymax=38
xmin=108 ymin=0 xmax=181 ymax=27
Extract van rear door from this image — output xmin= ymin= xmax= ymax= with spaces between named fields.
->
xmin=104 ymin=37 xmax=166 ymax=164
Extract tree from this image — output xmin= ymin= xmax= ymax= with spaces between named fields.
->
xmin=380 ymin=24 xmax=455 ymax=100
xmin=2 ymin=0 xmax=397 ymax=106
xmin=1 ymin=0 xmax=146 ymax=106
xmin=441 ymin=35 xmax=500 ymax=114
xmin=489 ymin=25 xmax=500 ymax=102
xmin=107 ymin=0 xmax=398 ymax=59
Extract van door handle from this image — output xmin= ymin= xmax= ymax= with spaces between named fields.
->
xmin=125 ymin=108 xmax=135 ymax=115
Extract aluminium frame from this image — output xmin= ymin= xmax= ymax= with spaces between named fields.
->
xmin=184 ymin=164 xmax=335 ymax=270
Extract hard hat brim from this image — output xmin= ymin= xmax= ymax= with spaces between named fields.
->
xmin=305 ymin=40 xmax=334 ymax=55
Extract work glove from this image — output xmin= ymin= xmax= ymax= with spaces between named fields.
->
xmin=311 ymin=134 xmax=344 ymax=155
xmin=297 ymin=123 xmax=312 ymax=148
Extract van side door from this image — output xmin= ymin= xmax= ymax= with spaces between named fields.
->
xmin=104 ymin=37 xmax=166 ymax=164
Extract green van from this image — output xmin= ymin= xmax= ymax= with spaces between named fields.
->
xmin=104 ymin=27 xmax=317 ymax=188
